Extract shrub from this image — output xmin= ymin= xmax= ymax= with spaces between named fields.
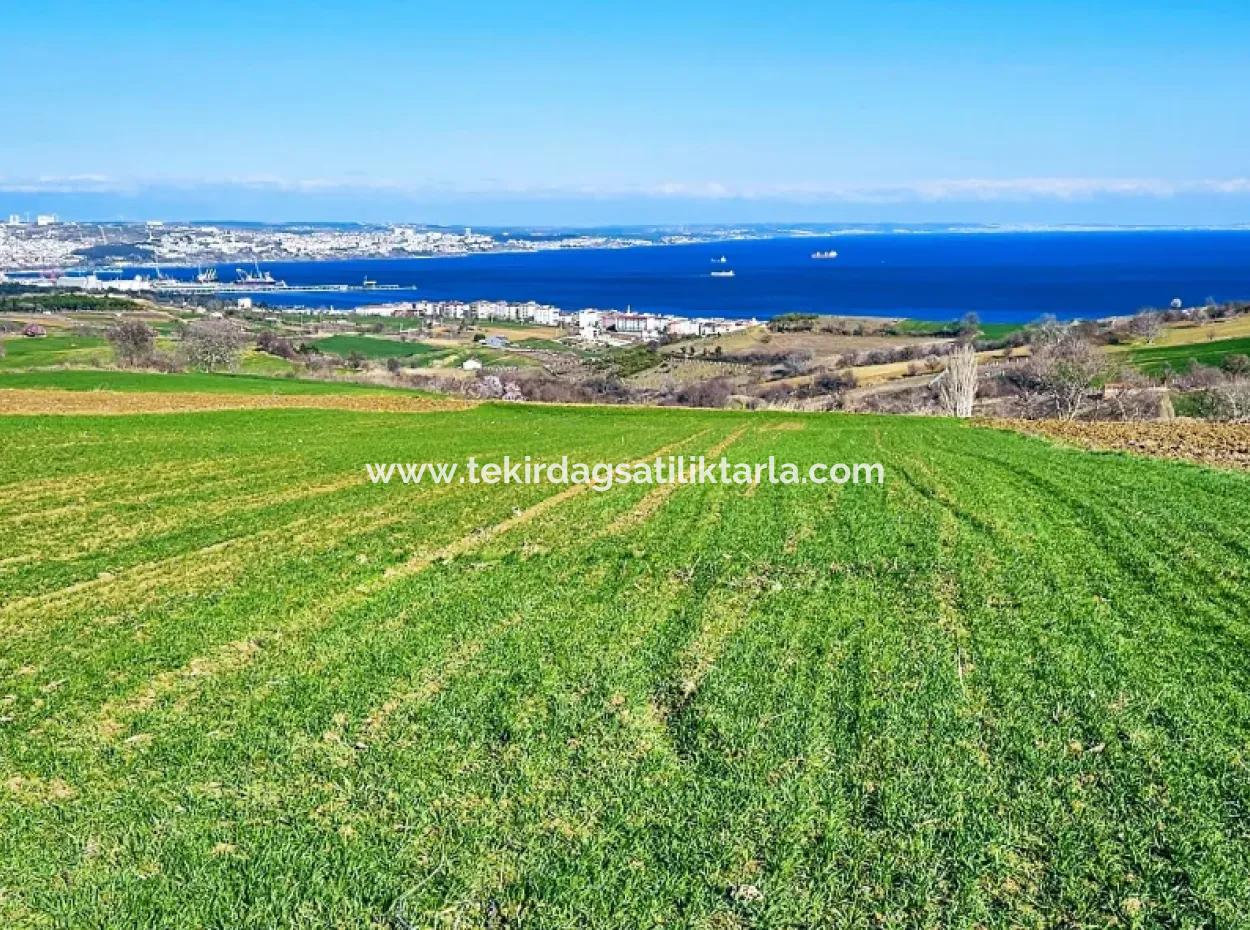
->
xmin=182 ymin=319 xmax=247 ymax=372
xmin=106 ymin=319 xmax=157 ymax=367
xmin=256 ymin=331 xmax=298 ymax=360
xmin=1222 ymin=354 xmax=1250 ymax=375
xmin=769 ymin=313 xmax=819 ymax=333
xmin=813 ymin=369 xmax=857 ymax=393
xmin=675 ymin=377 xmax=733 ymax=409
xmin=1177 ymin=369 xmax=1250 ymax=421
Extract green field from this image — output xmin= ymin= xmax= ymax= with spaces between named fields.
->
xmin=892 ymin=319 xmax=1024 ymax=340
xmin=2 ymin=401 xmax=1249 ymax=927
xmin=308 ymin=334 xmax=540 ymax=369
xmin=235 ymin=349 xmax=301 ymax=376
xmin=1127 ymin=335 xmax=1250 ymax=374
xmin=513 ymin=337 xmax=578 ymax=352
xmin=0 ymin=334 xmax=112 ymax=370
xmin=312 ymin=334 xmax=447 ymax=360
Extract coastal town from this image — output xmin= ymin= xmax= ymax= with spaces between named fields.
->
xmin=0 ymin=216 xmax=772 ymax=343
xmin=380 ymin=299 xmax=759 ymax=341
xmin=0 ymin=215 xmax=758 ymax=271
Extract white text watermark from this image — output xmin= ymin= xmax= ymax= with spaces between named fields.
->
xmin=365 ymin=456 xmax=884 ymax=492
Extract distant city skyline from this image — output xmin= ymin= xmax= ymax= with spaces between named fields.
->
xmin=4 ymin=0 xmax=1249 ymax=225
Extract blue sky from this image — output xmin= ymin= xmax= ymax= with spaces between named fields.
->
xmin=3 ymin=0 xmax=1249 ymax=224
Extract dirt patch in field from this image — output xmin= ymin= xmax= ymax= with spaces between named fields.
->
xmin=992 ymin=418 xmax=1250 ymax=471
xmin=0 ymin=389 xmax=472 ymax=416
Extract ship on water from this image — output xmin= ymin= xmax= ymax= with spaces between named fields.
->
xmin=711 ymin=255 xmax=728 ymax=263
xmin=234 ymin=262 xmax=286 ymax=288
xmin=811 ymin=250 xmax=838 ymax=259
xmin=710 ymin=269 xmax=735 ymax=278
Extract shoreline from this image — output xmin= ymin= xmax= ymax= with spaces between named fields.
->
xmin=9 ymin=224 xmax=1250 ymax=278
xmin=7 ymin=228 xmax=1250 ymax=324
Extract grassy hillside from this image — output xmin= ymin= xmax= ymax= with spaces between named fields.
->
xmin=1 ymin=403 xmax=1248 ymax=926
xmin=1128 ymin=335 xmax=1250 ymax=374
xmin=1149 ymin=315 xmax=1250 ymax=347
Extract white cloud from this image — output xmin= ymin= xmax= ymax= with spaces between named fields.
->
xmin=2 ymin=175 xmax=1249 ymax=202
xmin=634 ymin=178 xmax=1250 ymax=202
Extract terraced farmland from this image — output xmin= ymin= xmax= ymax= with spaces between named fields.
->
xmin=2 ymin=399 xmax=1250 ymax=927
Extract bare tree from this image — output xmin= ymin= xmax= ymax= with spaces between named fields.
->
xmin=1184 ymin=371 xmax=1250 ymax=421
xmin=1010 ymin=333 xmax=1111 ymax=420
xmin=938 ymin=342 xmax=977 ymax=417
xmin=1097 ymin=365 xmax=1164 ymax=421
xmin=183 ymin=319 xmax=246 ymax=372
xmin=1210 ymin=379 xmax=1250 ymax=421
xmin=1128 ymin=309 xmax=1164 ymax=344
xmin=780 ymin=350 xmax=812 ymax=377
xmin=1028 ymin=313 xmax=1063 ymax=346
xmin=957 ymin=311 xmax=981 ymax=342
xmin=106 ymin=319 xmax=156 ymax=367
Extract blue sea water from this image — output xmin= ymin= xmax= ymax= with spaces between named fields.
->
xmin=160 ymin=230 xmax=1250 ymax=323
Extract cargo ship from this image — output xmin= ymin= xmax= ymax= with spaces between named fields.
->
xmin=234 ymin=263 xmax=286 ymax=288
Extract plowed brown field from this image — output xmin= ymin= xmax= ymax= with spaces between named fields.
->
xmin=0 ymin=388 xmax=471 ymax=416
xmin=993 ymin=417 xmax=1250 ymax=470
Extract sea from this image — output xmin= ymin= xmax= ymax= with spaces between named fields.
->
xmin=138 ymin=229 xmax=1250 ymax=324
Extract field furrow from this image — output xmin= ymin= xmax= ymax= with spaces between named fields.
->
xmin=2 ymin=405 xmax=1249 ymax=927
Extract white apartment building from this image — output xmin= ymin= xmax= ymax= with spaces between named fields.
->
xmin=529 ymin=303 xmax=560 ymax=326
xmin=666 ymin=318 xmax=702 ymax=337
xmin=577 ymin=309 xmax=600 ymax=340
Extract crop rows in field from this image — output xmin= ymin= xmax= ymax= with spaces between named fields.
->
xmin=2 ymin=403 xmax=1249 ymax=927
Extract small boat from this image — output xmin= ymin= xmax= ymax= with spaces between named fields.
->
xmin=362 ymin=276 xmax=377 ymax=288
xmin=710 ymin=269 xmax=735 ymax=278
xmin=712 ymin=255 xmax=728 ymax=263
xmin=811 ymin=250 xmax=838 ymax=260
